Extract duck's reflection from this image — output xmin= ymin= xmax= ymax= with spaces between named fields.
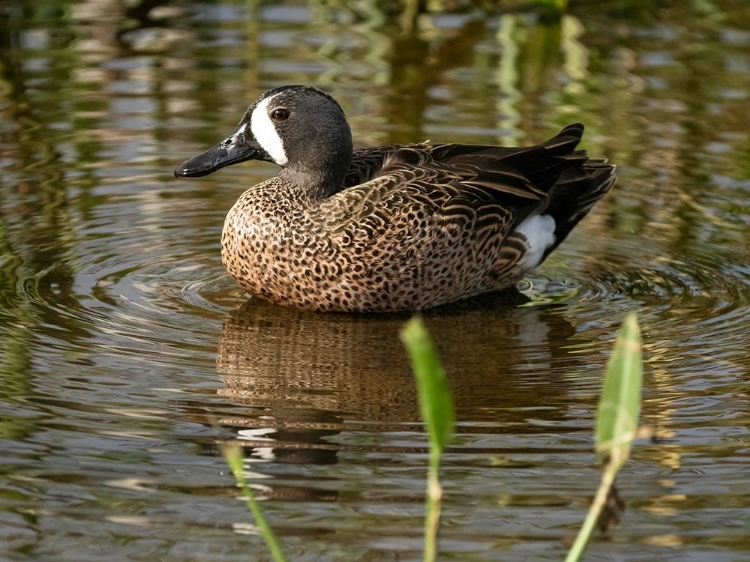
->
xmin=215 ymin=290 xmax=581 ymax=470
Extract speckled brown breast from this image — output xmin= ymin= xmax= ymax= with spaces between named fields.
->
xmin=222 ymin=182 xmax=505 ymax=311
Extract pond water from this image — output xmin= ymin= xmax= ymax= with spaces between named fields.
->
xmin=1 ymin=1 xmax=749 ymax=560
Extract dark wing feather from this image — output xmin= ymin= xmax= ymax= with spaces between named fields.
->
xmin=429 ymin=122 xmax=588 ymax=194
xmin=341 ymin=146 xmax=394 ymax=188
xmin=334 ymin=123 xmax=614 ymax=241
xmin=342 ymin=123 xmax=588 ymax=208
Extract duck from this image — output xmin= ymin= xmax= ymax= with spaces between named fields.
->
xmin=174 ymin=85 xmax=616 ymax=312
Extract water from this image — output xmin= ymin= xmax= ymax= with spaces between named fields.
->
xmin=1 ymin=1 xmax=748 ymax=560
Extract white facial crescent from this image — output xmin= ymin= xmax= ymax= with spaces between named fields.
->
xmin=250 ymin=94 xmax=288 ymax=166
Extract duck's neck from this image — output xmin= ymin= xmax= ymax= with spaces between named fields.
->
xmin=278 ymin=121 xmax=354 ymax=202
xmin=279 ymin=154 xmax=352 ymax=202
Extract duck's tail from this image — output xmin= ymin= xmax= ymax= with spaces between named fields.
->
xmin=538 ymin=124 xmax=617 ymax=257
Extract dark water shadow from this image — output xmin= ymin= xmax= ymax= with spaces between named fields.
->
xmin=214 ymin=290 xmax=584 ymax=468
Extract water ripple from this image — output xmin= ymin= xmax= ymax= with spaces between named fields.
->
xmin=1 ymin=3 xmax=750 ymax=561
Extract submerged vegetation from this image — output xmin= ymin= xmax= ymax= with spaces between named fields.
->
xmin=225 ymin=314 xmax=644 ymax=561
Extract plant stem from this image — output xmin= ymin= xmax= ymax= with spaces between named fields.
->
xmin=225 ymin=444 xmax=288 ymax=562
xmin=564 ymin=462 xmax=617 ymax=562
xmin=424 ymin=450 xmax=443 ymax=562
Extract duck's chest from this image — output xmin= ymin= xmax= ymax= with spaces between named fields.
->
xmin=219 ymin=187 xmax=327 ymax=295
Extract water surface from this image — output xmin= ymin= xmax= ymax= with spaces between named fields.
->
xmin=0 ymin=1 xmax=748 ymax=561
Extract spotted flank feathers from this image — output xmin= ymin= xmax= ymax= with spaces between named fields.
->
xmin=175 ymin=85 xmax=616 ymax=312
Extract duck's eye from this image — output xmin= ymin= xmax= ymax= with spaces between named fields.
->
xmin=270 ymin=108 xmax=289 ymax=121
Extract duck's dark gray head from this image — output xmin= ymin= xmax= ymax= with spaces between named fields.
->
xmin=174 ymin=85 xmax=353 ymax=196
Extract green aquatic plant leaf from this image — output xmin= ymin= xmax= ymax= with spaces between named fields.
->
xmin=566 ymin=313 xmax=644 ymax=562
xmin=401 ymin=317 xmax=455 ymax=453
xmin=400 ymin=317 xmax=455 ymax=562
xmin=595 ymin=312 xmax=643 ymax=470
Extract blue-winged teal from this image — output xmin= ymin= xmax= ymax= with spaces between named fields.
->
xmin=175 ymin=85 xmax=616 ymax=312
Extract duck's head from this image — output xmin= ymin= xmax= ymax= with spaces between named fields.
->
xmin=174 ymin=85 xmax=354 ymax=195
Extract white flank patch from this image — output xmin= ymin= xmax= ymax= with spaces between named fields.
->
xmin=250 ymin=94 xmax=288 ymax=166
xmin=514 ymin=214 xmax=557 ymax=270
